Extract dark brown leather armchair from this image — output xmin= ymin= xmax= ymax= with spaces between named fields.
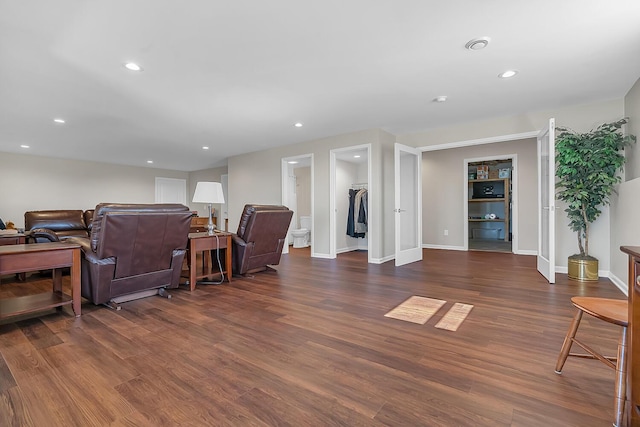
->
xmin=232 ymin=204 xmax=293 ymax=275
xmin=66 ymin=203 xmax=192 ymax=307
xmin=24 ymin=209 xmax=94 ymax=242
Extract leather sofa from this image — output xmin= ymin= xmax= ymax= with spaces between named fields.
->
xmin=232 ymin=204 xmax=293 ymax=275
xmin=65 ymin=203 xmax=192 ymax=306
xmin=24 ymin=209 xmax=95 ymax=242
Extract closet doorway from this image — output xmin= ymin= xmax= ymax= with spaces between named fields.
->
xmin=465 ymin=155 xmax=516 ymax=253
xmin=281 ymin=154 xmax=314 ymax=256
xmin=330 ymin=144 xmax=372 ymax=262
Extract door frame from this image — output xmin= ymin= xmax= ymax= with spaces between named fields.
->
xmin=281 ymin=154 xmax=314 ymax=256
xmin=329 ymin=144 xmax=372 ymax=262
xmin=420 ymin=131 xmax=538 ymax=255
xmin=463 ymin=154 xmax=518 ymax=253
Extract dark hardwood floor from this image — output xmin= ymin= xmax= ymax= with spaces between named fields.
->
xmin=0 ymin=248 xmax=627 ymax=426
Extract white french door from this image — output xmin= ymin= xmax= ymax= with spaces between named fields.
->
xmin=537 ymin=118 xmax=556 ymax=283
xmin=394 ymin=143 xmax=422 ymax=266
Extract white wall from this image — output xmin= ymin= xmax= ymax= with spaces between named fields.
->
xmin=227 ymin=128 xmax=391 ymax=261
xmin=224 ymin=98 xmax=626 ymax=269
xmin=0 ymin=152 xmax=188 ymax=228
xmin=295 ymin=167 xmax=311 ymax=218
xmin=624 ymin=78 xmax=640 ymax=181
xmin=422 ymin=139 xmax=537 ymax=252
xmin=610 ymin=77 xmax=640 ymax=288
xmin=4 ymin=94 xmax=633 ymax=274
xmin=399 ymin=98 xmax=624 ymax=272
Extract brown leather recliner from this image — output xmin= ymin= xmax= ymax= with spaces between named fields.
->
xmin=66 ymin=203 xmax=192 ymax=306
xmin=24 ymin=209 xmax=95 ymax=242
xmin=232 ymin=204 xmax=293 ymax=275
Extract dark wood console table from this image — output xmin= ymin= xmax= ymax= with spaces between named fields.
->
xmin=0 ymin=242 xmax=81 ymax=319
xmin=621 ymin=245 xmax=640 ymax=425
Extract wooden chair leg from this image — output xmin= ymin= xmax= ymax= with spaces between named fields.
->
xmin=555 ymin=309 xmax=583 ymax=374
xmin=613 ymin=326 xmax=628 ymax=427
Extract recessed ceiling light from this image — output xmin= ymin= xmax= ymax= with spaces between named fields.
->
xmin=124 ymin=62 xmax=143 ymax=72
xmin=499 ymin=70 xmax=518 ymax=78
xmin=53 ymin=118 xmax=65 ymax=124
xmin=354 ymin=155 xmax=361 ymax=158
xmin=202 ymin=146 xmax=209 ymax=150
xmin=147 ymin=160 xmax=153 ymax=164
xmin=288 ymin=161 xmax=299 ymax=164
xmin=294 ymin=122 xmax=303 ymax=128
xmin=434 ymin=96 xmax=448 ymax=103
xmin=465 ymin=37 xmax=491 ymax=51
xmin=20 ymin=144 xmax=30 ymax=149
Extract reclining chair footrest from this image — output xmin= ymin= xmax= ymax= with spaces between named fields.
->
xmin=104 ymin=301 xmax=122 ymax=311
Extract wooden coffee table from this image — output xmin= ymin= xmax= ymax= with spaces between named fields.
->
xmin=185 ymin=231 xmax=232 ymax=291
xmin=0 ymin=242 xmax=81 ymax=319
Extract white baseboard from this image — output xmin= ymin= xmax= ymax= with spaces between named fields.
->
xmin=370 ymin=254 xmax=394 ymax=264
xmin=311 ymin=248 xmax=392 ymax=264
xmin=608 ymin=272 xmax=628 ymax=296
xmin=336 ymin=246 xmax=359 ymax=254
xmin=422 ymin=244 xmax=466 ymax=251
xmin=311 ymin=252 xmax=334 ymax=259
xmin=514 ymin=249 xmax=537 ymax=256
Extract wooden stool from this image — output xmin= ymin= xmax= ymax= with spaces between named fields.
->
xmin=555 ymin=296 xmax=628 ymax=427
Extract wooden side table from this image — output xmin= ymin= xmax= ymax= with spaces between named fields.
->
xmin=0 ymin=233 xmax=26 ymax=246
xmin=0 ymin=233 xmax=27 ymax=281
xmin=190 ymin=216 xmax=217 ymax=233
xmin=0 ymin=242 xmax=81 ymax=319
xmin=621 ymin=245 xmax=640 ymax=425
xmin=185 ymin=231 xmax=232 ymax=291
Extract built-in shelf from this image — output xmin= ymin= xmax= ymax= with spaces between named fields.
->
xmin=469 ymin=198 xmax=506 ymax=202
xmin=468 ymin=178 xmax=510 ymax=242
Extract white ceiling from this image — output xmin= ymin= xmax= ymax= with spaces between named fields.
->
xmin=2 ymin=1 xmax=639 ymax=172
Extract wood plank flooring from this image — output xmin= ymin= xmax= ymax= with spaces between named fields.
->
xmin=0 ymin=248 xmax=627 ymax=426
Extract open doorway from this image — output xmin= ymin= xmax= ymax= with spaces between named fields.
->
xmin=281 ymin=154 xmax=313 ymax=256
xmin=330 ymin=144 xmax=372 ymax=262
xmin=465 ymin=156 xmax=516 ymax=253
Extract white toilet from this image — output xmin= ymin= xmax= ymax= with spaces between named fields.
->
xmin=291 ymin=216 xmax=311 ymax=248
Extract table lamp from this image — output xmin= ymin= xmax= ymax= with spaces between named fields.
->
xmin=192 ymin=181 xmax=225 ymax=235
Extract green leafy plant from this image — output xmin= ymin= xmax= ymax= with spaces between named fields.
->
xmin=555 ymin=118 xmax=636 ymax=257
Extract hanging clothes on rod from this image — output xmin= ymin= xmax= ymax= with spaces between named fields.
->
xmin=347 ymin=184 xmax=368 ymax=238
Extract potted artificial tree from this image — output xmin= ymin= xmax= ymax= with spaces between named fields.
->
xmin=556 ymin=118 xmax=636 ymax=281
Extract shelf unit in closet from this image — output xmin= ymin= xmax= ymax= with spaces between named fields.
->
xmin=468 ymin=178 xmax=510 ymax=242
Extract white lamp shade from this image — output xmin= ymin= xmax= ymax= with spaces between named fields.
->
xmin=192 ymin=182 xmax=225 ymax=204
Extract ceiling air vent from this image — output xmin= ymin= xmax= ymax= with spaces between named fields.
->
xmin=465 ymin=37 xmax=490 ymax=51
